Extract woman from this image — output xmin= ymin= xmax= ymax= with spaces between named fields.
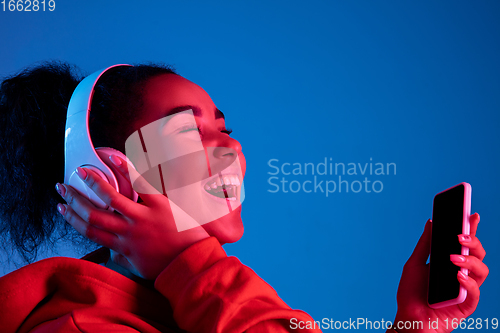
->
xmin=0 ymin=62 xmax=489 ymax=332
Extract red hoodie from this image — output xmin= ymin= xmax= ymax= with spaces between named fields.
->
xmin=0 ymin=237 xmax=321 ymax=332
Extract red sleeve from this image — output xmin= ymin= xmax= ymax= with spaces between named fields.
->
xmin=154 ymin=237 xmax=322 ymax=333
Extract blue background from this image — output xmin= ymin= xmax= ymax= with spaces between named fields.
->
xmin=1 ymin=0 xmax=499 ymax=329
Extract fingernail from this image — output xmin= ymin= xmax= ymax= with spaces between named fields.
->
xmin=459 ymin=234 xmax=471 ymax=243
xmin=55 ymin=183 xmax=66 ymax=196
xmin=76 ymin=167 xmax=87 ymax=180
xmin=450 ymin=254 xmax=466 ymax=262
xmin=109 ymin=154 xmax=122 ymax=166
xmin=458 ymin=271 xmax=469 ymax=280
xmin=57 ymin=203 xmax=66 ymax=215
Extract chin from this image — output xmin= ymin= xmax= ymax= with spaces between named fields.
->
xmin=202 ymin=205 xmax=244 ymax=245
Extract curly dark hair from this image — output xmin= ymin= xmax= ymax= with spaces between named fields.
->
xmin=0 ymin=61 xmax=176 ymax=263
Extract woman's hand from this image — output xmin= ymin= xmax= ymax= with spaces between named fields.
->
xmin=55 ymin=156 xmax=210 ymax=280
xmin=390 ymin=214 xmax=488 ymax=333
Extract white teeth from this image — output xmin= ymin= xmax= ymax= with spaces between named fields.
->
xmin=204 ymin=174 xmax=241 ymax=190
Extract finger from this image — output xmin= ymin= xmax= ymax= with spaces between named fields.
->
xmin=469 ymin=213 xmax=480 ymax=237
xmin=406 ymin=219 xmax=432 ymax=267
xmin=56 ymin=183 xmax=129 ymax=235
xmin=76 ymin=167 xmax=145 ymax=218
xmin=109 ymin=154 xmax=167 ymax=208
xmin=450 ymin=255 xmax=489 ymax=287
xmin=57 ymin=203 xmax=120 ymax=251
xmin=457 ymin=271 xmax=480 ymax=316
xmin=458 ymin=234 xmax=486 ymax=261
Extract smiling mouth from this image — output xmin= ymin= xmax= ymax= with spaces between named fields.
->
xmin=204 ymin=174 xmax=241 ymax=200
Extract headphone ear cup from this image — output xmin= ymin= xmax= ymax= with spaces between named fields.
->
xmin=96 ymin=147 xmax=139 ymax=203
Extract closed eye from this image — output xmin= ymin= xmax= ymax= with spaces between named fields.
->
xmin=178 ymin=125 xmax=232 ymax=136
xmin=221 ymin=128 xmax=233 ymax=135
xmin=179 ymin=124 xmax=199 ymax=133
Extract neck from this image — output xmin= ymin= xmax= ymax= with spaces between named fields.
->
xmin=104 ymin=256 xmax=155 ymax=289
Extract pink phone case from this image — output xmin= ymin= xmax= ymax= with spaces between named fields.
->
xmin=428 ymin=182 xmax=471 ymax=309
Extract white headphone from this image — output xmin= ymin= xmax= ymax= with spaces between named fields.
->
xmin=64 ymin=64 xmax=138 ymax=210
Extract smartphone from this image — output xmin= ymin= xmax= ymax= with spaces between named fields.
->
xmin=428 ymin=182 xmax=471 ymax=309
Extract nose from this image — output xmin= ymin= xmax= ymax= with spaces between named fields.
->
xmin=203 ymin=131 xmax=243 ymax=176
xmin=204 ymin=130 xmax=242 ymax=157
xmin=213 ymin=146 xmax=237 ymax=159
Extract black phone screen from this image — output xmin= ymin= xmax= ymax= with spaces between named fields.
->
xmin=428 ymin=184 xmax=465 ymax=305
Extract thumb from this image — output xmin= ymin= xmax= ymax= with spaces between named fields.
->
xmin=406 ymin=219 xmax=432 ymax=266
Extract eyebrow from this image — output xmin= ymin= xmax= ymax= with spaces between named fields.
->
xmin=166 ymin=105 xmax=225 ymax=120
xmin=215 ymin=108 xmax=225 ymax=120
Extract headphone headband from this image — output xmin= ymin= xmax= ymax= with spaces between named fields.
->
xmin=64 ymin=64 xmax=137 ymax=209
